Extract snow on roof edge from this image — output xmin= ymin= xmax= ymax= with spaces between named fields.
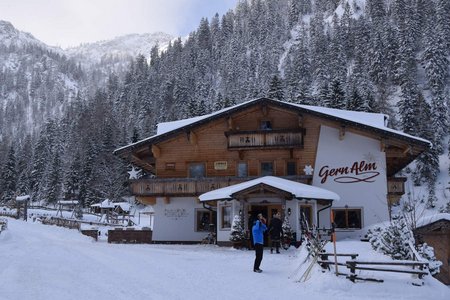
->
xmin=114 ymin=98 xmax=430 ymax=154
xmin=416 ymin=213 xmax=450 ymax=228
xmin=199 ymin=176 xmax=340 ymax=202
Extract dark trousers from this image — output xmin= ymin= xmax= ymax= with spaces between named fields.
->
xmin=253 ymin=243 xmax=264 ymax=270
xmin=271 ymin=239 xmax=280 ymax=252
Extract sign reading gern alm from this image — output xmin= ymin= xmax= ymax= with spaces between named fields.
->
xmin=312 ymin=125 xmax=388 ymax=228
xmin=318 ymin=160 xmax=380 ymax=184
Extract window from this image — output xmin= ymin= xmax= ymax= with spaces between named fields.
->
xmin=221 ymin=205 xmax=232 ymax=229
xmin=189 ymin=163 xmax=205 ymax=178
xmin=332 ymin=208 xmax=362 ymax=229
xmin=261 ymin=162 xmax=274 ymax=176
xmin=237 ymin=162 xmax=248 ymax=177
xmin=196 ymin=209 xmax=216 ymax=232
xmin=287 ymin=162 xmax=297 ymax=176
xmin=260 ymin=120 xmax=272 ymax=130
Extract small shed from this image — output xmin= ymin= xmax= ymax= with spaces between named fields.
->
xmin=16 ymin=195 xmax=30 ymax=221
xmin=414 ymin=213 xmax=450 ymax=285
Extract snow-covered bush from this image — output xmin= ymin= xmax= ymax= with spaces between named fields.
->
xmin=229 ymin=214 xmax=245 ymax=242
xmin=367 ymin=215 xmax=414 ymax=260
xmin=439 ymin=201 xmax=450 ymax=213
xmin=417 ymin=243 xmax=442 ymax=275
xmin=368 ymin=215 xmax=442 ymax=275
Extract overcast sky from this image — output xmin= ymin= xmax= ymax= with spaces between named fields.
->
xmin=0 ymin=0 xmax=238 ymax=48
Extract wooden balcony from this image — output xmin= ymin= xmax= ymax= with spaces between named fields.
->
xmin=130 ymin=176 xmax=312 ymax=197
xmin=225 ymin=129 xmax=304 ymax=150
xmin=387 ymin=177 xmax=407 ymax=195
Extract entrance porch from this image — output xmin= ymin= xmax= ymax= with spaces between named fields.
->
xmin=199 ymin=176 xmax=340 ymax=246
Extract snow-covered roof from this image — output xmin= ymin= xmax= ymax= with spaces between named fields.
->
xmin=91 ymin=199 xmax=115 ymax=209
xmin=114 ymin=202 xmax=131 ymax=211
xmin=57 ymin=200 xmax=79 ymax=205
xmin=416 ymin=213 xmax=450 ymax=228
xmin=199 ymin=176 xmax=340 ymax=202
xmin=292 ymin=103 xmax=429 ymax=144
xmin=16 ymin=195 xmax=30 ymax=201
xmin=114 ymin=98 xmax=430 ymax=154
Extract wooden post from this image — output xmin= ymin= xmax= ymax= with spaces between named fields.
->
xmin=331 ymin=210 xmax=339 ymax=276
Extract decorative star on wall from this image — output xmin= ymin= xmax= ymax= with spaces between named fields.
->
xmin=303 ymin=165 xmax=314 ymax=175
xmin=364 ymin=152 xmax=377 ymax=163
xmin=128 ymin=166 xmax=141 ymax=179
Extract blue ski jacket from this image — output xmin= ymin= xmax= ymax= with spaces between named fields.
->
xmin=252 ymin=220 xmax=267 ymax=245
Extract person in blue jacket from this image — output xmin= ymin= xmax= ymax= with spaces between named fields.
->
xmin=252 ymin=213 xmax=267 ymax=273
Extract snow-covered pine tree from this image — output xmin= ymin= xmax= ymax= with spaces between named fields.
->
xmin=46 ymin=151 xmax=62 ymax=205
xmin=367 ymin=215 xmax=414 ymax=260
xmin=229 ymin=214 xmax=245 ymax=243
xmin=267 ymin=75 xmax=284 ymax=101
xmin=282 ymin=215 xmax=294 ymax=241
xmin=0 ymin=146 xmax=17 ymax=203
xmin=328 ymin=79 xmax=346 ymax=109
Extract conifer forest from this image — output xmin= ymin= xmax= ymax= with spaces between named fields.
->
xmin=0 ymin=0 xmax=449 ymax=208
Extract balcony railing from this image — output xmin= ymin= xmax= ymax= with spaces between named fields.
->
xmin=131 ymin=176 xmax=312 ymax=197
xmin=225 ymin=129 xmax=304 ymax=149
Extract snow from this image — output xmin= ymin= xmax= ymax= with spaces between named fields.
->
xmin=65 ymin=32 xmax=174 ymax=66
xmin=115 ymin=98 xmax=430 ymax=154
xmin=0 ymin=218 xmax=448 ymax=300
xmin=15 ymin=195 xmax=30 ymax=201
xmin=91 ymin=199 xmax=115 ymax=209
xmin=57 ymin=200 xmax=79 ymax=205
xmin=199 ymin=176 xmax=340 ymax=202
xmin=416 ymin=213 xmax=450 ymax=228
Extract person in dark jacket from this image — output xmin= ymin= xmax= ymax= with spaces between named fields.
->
xmin=268 ymin=212 xmax=283 ymax=254
xmin=252 ymin=213 xmax=267 ymax=273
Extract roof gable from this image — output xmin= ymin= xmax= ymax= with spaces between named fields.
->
xmin=114 ymin=97 xmax=430 ymax=156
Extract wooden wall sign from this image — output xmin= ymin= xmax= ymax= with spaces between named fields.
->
xmin=214 ymin=161 xmax=228 ymax=170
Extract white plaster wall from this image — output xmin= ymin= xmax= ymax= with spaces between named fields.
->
xmin=312 ymin=125 xmax=388 ymax=234
xmin=216 ymin=200 xmax=238 ymax=243
xmin=152 ymin=197 xmax=211 ymax=242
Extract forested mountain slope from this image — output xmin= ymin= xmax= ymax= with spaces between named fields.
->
xmin=0 ymin=0 xmax=449 ymax=210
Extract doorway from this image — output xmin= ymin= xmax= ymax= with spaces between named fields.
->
xmin=249 ymin=204 xmax=282 ymax=247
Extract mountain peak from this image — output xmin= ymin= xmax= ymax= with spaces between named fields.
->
xmin=0 ymin=19 xmax=48 ymax=49
xmin=65 ymin=32 xmax=174 ymax=66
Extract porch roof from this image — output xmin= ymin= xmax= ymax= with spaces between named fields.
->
xmin=198 ymin=176 xmax=340 ymax=202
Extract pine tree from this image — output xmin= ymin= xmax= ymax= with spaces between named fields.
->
xmin=46 ymin=151 xmax=62 ymax=204
xmin=367 ymin=215 xmax=414 ymax=260
xmin=64 ymin=151 xmax=81 ymax=200
xmin=328 ymin=79 xmax=346 ymax=109
xmin=282 ymin=216 xmax=294 ymax=241
xmin=0 ymin=146 xmax=17 ymax=203
xmin=347 ymin=88 xmax=366 ymax=111
xmin=267 ymin=75 xmax=284 ymax=100
xmin=229 ymin=214 xmax=245 ymax=243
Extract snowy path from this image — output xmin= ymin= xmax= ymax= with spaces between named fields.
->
xmin=0 ymin=219 xmax=449 ymax=300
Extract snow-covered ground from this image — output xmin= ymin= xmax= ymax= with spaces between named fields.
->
xmin=0 ymin=218 xmax=448 ymax=300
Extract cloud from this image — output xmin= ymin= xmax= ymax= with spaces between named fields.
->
xmin=0 ymin=0 xmax=237 ymax=48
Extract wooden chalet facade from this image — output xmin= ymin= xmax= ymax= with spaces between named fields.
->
xmin=114 ymin=98 xmax=430 ymax=244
